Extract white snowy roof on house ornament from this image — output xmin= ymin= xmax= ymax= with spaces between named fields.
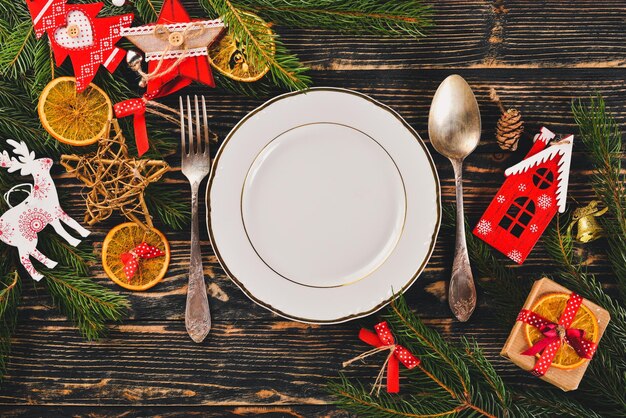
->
xmin=504 ymin=134 xmax=574 ymax=213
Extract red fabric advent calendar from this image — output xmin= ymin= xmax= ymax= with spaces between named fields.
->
xmin=473 ymin=127 xmax=574 ymax=264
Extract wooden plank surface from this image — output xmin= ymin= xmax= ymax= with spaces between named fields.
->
xmin=1 ymin=1 xmax=624 ymax=416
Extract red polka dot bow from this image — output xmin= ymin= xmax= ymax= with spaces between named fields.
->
xmin=517 ymin=293 xmax=597 ymax=376
xmin=343 ymin=321 xmax=420 ymax=394
xmin=120 ymin=242 xmax=165 ymax=280
xmin=114 ymin=91 xmax=159 ymax=156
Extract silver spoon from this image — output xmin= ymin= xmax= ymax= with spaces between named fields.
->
xmin=428 ymin=74 xmax=481 ymax=322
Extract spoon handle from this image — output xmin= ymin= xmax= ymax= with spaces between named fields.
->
xmin=449 ymin=159 xmax=476 ymax=322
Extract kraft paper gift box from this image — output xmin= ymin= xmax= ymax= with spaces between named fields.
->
xmin=500 ymin=277 xmax=610 ymax=391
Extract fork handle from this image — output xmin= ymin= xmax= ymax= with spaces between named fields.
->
xmin=185 ymin=182 xmax=211 ymax=343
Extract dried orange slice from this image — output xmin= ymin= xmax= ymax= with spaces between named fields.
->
xmin=102 ymin=222 xmax=170 ymax=291
xmin=524 ymin=293 xmax=599 ymax=370
xmin=38 ymin=76 xmax=112 ymax=146
xmin=208 ymin=12 xmax=273 ymax=82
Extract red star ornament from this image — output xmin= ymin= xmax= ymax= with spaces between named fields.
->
xmin=121 ymin=0 xmax=225 ymax=97
xmin=25 ymin=0 xmax=133 ymax=92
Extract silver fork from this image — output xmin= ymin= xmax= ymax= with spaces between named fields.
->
xmin=180 ymin=95 xmax=211 ymax=343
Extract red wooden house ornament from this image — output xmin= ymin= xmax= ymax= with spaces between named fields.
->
xmin=473 ymin=127 xmax=574 ymax=264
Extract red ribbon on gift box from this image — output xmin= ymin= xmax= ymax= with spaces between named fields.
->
xmin=343 ymin=321 xmax=420 ymax=394
xmin=517 ymin=292 xmax=598 ymax=376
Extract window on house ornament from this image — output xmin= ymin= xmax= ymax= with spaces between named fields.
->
xmin=532 ymin=167 xmax=554 ymax=190
xmin=498 ymin=197 xmax=535 ymax=238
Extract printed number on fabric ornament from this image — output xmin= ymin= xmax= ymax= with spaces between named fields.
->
xmin=0 ymin=140 xmax=90 ymax=281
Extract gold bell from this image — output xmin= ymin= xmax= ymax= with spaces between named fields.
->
xmin=568 ymin=200 xmax=608 ymax=243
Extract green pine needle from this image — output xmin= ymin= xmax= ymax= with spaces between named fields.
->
xmin=329 ymin=294 xmax=594 ymax=417
xmin=236 ymin=0 xmax=433 ymax=38
xmin=572 ymin=95 xmax=626 ymax=300
xmin=131 ymin=0 xmax=164 ymax=23
xmin=145 ymin=183 xmax=191 ymax=230
xmin=45 ymin=271 xmax=129 ymax=341
xmin=203 ymin=0 xmax=311 ymax=92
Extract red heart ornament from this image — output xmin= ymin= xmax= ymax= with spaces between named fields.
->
xmin=53 ymin=10 xmax=94 ymax=49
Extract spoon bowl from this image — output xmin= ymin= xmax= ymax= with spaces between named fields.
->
xmin=429 ymin=74 xmax=481 ymax=159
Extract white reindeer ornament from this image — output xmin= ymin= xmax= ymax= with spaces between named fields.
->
xmin=0 ymin=140 xmax=90 ymax=281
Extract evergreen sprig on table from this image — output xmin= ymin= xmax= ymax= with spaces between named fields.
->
xmin=236 ymin=0 xmax=434 ymax=38
xmin=329 ymin=295 xmax=600 ymax=418
xmin=463 ymin=211 xmax=626 ymax=417
xmin=201 ymin=0 xmax=433 ymax=93
xmin=572 ymin=96 xmax=626 ymax=300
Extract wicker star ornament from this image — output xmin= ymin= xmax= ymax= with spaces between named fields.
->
xmin=60 ymin=120 xmax=169 ymax=228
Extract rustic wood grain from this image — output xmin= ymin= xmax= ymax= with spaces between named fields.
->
xmin=1 ymin=1 xmax=625 ymax=416
xmin=0 ymin=319 xmax=524 ymax=407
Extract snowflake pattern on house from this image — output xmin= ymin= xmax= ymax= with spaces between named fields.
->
xmin=537 ymin=194 xmax=552 ymax=210
xmin=476 ymin=219 xmax=492 ymax=236
xmin=472 ymin=127 xmax=574 ymax=264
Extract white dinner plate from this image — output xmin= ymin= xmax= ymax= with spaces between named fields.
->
xmin=207 ymin=88 xmax=440 ymax=323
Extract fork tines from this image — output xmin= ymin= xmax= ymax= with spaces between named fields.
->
xmin=180 ymin=95 xmax=210 ymax=155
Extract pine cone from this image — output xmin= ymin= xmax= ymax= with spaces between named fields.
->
xmin=490 ymin=88 xmax=524 ymax=151
xmin=496 ymin=108 xmax=524 ymax=151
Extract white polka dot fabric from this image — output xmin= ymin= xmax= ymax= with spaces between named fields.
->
xmin=120 ymin=242 xmax=165 ymax=279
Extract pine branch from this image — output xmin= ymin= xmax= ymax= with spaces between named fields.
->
xmin=145 ymin=183 xmax=190 ymax=230
xmin=544 ymin=216 xmax=626 ymax=416
xmin=387 ymin=296 xmax=472 ymax=400
xmin=236 ymin=0 xmax=434 ymax=38
xmin=0 ymin=0 xmax=30 ymax=27
xmin=45 ymin=271 xmax=129 ymax=341
xmin=330 ymin=375 xmax=462 ymax=418
xmin=0 ymin=271 xmax=20 ymax=380
xmin=0 ymin=22 xmax=35 ymax=79
xmin=461 ymin=338 xmax=509 ymax=412
xmin=203 ymin=0 xmax=311 ymax=91
xmin=572 ymin=95 xmax=626 ymax=300
xmin=512 ymin=389 xmax=603 ymax=418
xmin=330 ymin=294 xmax=590 ymax=417
xmin=38 ymin=235 xmax=95 ymax=277
xmin=132 ymin=0 xmax=163 ymax=23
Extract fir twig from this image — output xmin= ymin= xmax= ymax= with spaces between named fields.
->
xmin=572 ymin=95 xmax=626 ymax=300
xmin=203 ymin=0 xmax=311 ymax=91
xmin=236 ymin=0 xmax=433 ymax=38
xmin=544 ymin=216 xmax=626 ymax=416
xmin=442 ymin=204 xmax=531 ymax=323
xmin=45 ymin=271 xmax=129 ymax=341
xmin=133 ymin=0 xmax=163 ymax=23
xmin=330 ymin=294 xmax=591 ymax=417
xmin=145 ymin=183 xmax=190 ymax=230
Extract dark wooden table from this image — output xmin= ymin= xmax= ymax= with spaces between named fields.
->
xmin=1 ymin=1 xmax=624 ymax=416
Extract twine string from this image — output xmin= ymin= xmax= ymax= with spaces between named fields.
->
xmin=135 ymin=22 xmax=206 ymax=86
xmin=60 ymin=120 xmax=169 ymax=229
xmin=342 ymin=344 xmax=397 ymax=395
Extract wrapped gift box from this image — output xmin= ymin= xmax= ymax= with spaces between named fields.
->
xmin=500 ymin=277 xmax=610 ymax=391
